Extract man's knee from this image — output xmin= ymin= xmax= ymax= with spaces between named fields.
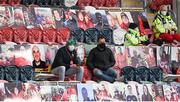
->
xmin=52 ymin=66 xmax=66 ymax=73
xmin=79 ymin=66 xmax=84 ymax=72
xmin=59 ymin=66 xmax=66 ymax=72
xmin=93 ymin=69 xmax=103 ymax=76
xmin=52 ymin=66 xmax=66 ymax=75
xmin=111 ymin=69 xmax=117 ymax=77
xmin=77 ymin=66 xmax=84 ymax=73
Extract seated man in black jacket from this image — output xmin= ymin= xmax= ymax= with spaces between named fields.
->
xmin=87 ymin=36 xmax=117 ymax=83
xmin=51 ymin=39 xmax=84 ymax=81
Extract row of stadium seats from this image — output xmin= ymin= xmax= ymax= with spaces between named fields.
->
xmin=149 ymin=0 xmax=173 ymax=11
xmin=0 ymin=27 xmax=115 ymax=45
xmin=0 ymin=27 xmax=70 ymax=45
xmin=122 ymin=66 xmax=163 ymax=83
xmin=0 ymin=0 xmax=118 ymax=8
xmin=0 ymin=64 xmax=164 ymax=83
xmin=0 ymin=0 xmax=63 ymax=7
xmin=71 ymin=27 xmax=113 ymax=44
xmin=0 ymin=65 xmax=34 ymax=82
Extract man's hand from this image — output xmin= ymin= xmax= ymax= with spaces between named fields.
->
xmin=70 ymin=64 xmax=77 ymax=68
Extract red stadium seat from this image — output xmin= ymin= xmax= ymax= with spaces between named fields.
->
xmin=8 ymin=0 xmax=21 ymax=5
xmin=82 ymin=65 xmax=91 ymax=81
xmin=0 ymin=27 xmax=13 ymax=43
xmin=92 ymin=0 xmax=106 ymax=8
xmin=43 ymin=28 xmax=57 ymax=45
xmin=105 ymin=0 xmax=118 ymax=7
xmin=28 ymin=28 xmax=43 ymax=44
xmin=149 ymin=0 xmax=173 ymax=11
xmin=0 ymin=0 xmax=7 ymax=5
xmin=56 ymin=27 xmax=71 ymax=45
xmin=173 ymin=34 xmax=180 ymax=42
xmin=0 ymin=31 xmax=3 ymax=43
xmin=13 ymin=27 xmax=28 ymax=44
xmin=77 ymin=0 xmax=92 ymax=7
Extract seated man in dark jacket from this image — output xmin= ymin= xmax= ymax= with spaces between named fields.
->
xmin=87 ymin=36 xmax=117 ymax=83
xmin=51 ymin=39 xmax=84 ymax=81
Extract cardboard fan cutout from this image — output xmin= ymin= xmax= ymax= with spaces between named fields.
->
xmin=64 ymin=0 xmax=78 ymax=7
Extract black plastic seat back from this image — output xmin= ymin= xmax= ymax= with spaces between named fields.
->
xmin=20 ymin=65 xmax=34 ymax=82
xmin=149 ymin=66 xmax=163 ymax=82
xmin=70 ymin=28 xmax=85 ymax=43
xmin=0 ymin=66 xmax=4 ymax=80
xmin=85 ymin=28 xmax=100 ymax=44
xmin=37 ymin=0 xmax=51 ymax=6
xmin=5 ymin=65 xmax=19 ymax=82
xmin=100 ymin=28 xmax=113 ymax=44
xmin=122 ymin=66 xmax=135 ymax=83
xmin=135 ymin=66 xmax=150 ymax=83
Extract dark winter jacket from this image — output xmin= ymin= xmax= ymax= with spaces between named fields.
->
xmin=87 ymin=46 xmax=115 ymax=71
xmin=52 ymin=46 xmax=79 ymax=70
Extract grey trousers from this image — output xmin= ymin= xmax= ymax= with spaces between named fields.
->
xmin=51 ymin=66 xmax=84 ymax=81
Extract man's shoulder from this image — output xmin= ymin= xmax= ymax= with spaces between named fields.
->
xmin=55 ymin=47 xmax=66 ymax=55
xmin=90 ymin=47 xmax=97 ymax=52
xmin=106 ymin=47 xmax=111 ymax=50
xmin=106 ymin=47 xmax=113 ymax=52
xmin=59 ymin=46 xmax=66 ymax=51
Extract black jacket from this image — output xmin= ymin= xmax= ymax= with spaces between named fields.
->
xmin=87 ymin=46 xmax=115 ymax=71
xmin=52 ymin=46 xmax=79 ymax=70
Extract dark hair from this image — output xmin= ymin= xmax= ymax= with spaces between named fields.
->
xmin=162 ymin=51 xmax=166 ymax=54
xmin=52 ymin=9 xmax=64 ymax=16
xmin=81 ymin=87 xmax=88 ymax=95
xmin=98 ymin=35 xmax=105 ymax=42
xmin=143 ymin=85 xmax=150 ymax=94
xmin=82 ymin=87 xmax=87 ymax=92
xmin=155 ymin=85 xmax=164 ymax=96
xmin=95 ymin=12 xmax=102 ymax=17
xmin=129 ymin=23 xmax=138 ymax=29
xmin=121 ymin=12 xmax=129 ymax=19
